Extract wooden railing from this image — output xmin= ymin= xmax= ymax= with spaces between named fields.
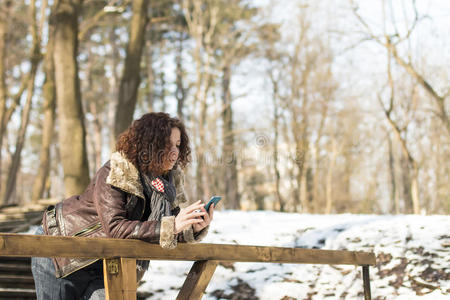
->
xmin=0 ymin=233 xmax=376 ymax=300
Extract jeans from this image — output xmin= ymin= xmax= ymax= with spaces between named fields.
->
xmin=31 ymin=227 xmax=105 ymax=300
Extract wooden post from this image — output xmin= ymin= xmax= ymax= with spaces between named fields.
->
xmin=103 ymin=258 xmax=137 ymax=300
xmin=177 ymin=260 xmax=218 ymax=300
xmin=362 ymin=265 xmax=372 ymax=300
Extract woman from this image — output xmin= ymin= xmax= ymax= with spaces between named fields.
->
xmin=31 ymin=112 xmax=214 ymax=299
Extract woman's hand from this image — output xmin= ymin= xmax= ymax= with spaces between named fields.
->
xmin=174 ymin=200 xmax=207 ymax=234
xmin=193 ymin=200 xmax=214 ymax=233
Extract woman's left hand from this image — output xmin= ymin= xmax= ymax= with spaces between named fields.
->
xmin=193 ymin=201 xmax=214 ymax=233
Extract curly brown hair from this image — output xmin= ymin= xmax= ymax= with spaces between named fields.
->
xmin=115 ymin=112 xmax=191 ymax=175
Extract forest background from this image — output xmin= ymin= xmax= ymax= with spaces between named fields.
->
xmin=0 ymin=0 xmax=448 ymax=215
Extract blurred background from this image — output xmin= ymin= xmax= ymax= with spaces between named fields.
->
xmin=0 ymin=0 xmax=448 ymax=214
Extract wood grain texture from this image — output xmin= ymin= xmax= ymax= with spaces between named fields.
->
xmin=362 ymin=266 xmax=372 ymax=300
xmin=0 ymin=234 xmax=376 ymax=266
xmin=177 ymin=260 xmax=218 ymax=300
xmin=104 ymin=258 xmax=136 ymax=300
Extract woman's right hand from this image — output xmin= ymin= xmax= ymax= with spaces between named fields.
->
xmin=174 ymin=200 xmax=207 ymax=234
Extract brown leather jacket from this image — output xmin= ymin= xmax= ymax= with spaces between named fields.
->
xmin=42 ymin=152 xmax=208 ymax=278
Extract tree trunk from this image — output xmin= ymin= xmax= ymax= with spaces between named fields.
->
xmin=270 ymin=75 xmax=284 ymax=212
xmin=312 ymin=104 xmax=328 ymax=214
xmin=54 ymin=0 xmax=90 ymax=197
xmin=387 ymin=118 xmax=420 ymax=214
xmin=175 ymin=33 xmax=186 ymax=120
xmin=325 ymin=138 xmax=337 ymax=214
xmin=306 ymin=165 xmax=314 ymax=209
xmin=342 ymin=152 xmax=352 ymax=205
xmin=411 ymin=162 xmax=420 ymax=214
xmin=432 ymin=134 xmax=443 ymax=213
xmin=3 ymin=82 xmax=36 ymax=205
xmin=196 ymin=88 xmax=211 ymax=203
xmin=280 ymin=115 xmax=295 ymax=212
xmin=159 ymin=71 xmax=167 ymax=112
xmin=311 ymin=144 xmax=320 ymax=214
xmin=182 ymin=0 xmax=217 ymax=203
xmin=293 ymin=126 xmax=309 ymax=213
xmin=32 ymin=5 xmax=56 ymax=202
xmin=89 ymin=101 xmax=102 ymax=171
xmin=84 ymin=48 xmax=103 ymax=173
xmin=400 ymin=154 xmax=412 ymax=213
xmin=381 ymin=47 xmax=421 ymax=214
xmin=2 ymin=0 xmax=41 ymax=205
xmin=113 ymin=0 xmax=149 ymax=138
xmin=107 ymin=24 xmax=120 ymax=151
xmin=144 ymin=38 xmax=154 ymax=112
xmin=0 ymin=2 xmax=11 ymax=196
xmin=387 ymin=133 xmax=397 ymax=214
xmin=222 ymin=66 xmax=239 ymax=210
xmin=299 ymin=88 xmax=310 ymax=213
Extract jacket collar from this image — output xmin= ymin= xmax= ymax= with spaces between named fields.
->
xmin=105 ymin=151 xmax=189 ymax=206
xmin=106 ymin=151 xmax=145 ymax=199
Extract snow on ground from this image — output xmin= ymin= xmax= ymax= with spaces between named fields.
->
xmin=139 ymin=211 xmax=449 ymax=300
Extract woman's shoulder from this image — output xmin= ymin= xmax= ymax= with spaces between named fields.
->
xmin=104 ymin=152 xmax=144 ymax=199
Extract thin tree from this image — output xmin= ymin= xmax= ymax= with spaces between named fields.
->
xmin=182 ymin=0 xmax=219 ymax=201
xmin=0 ymin=2 xmax=9 ymax=198
xmin=269 ymin=70 xmax=285 ymax=211
xmin=0 ymin=2 xmax=30 ymax=200
xmin=3 ymin=0 xmax=43 ymax=205
xmin=258 ymin=21 xmax=285 ymax=211
xmin=377 ymin=48 xmax=420 ymax=214
xmin=113 ymin=0 xmax=149 ymax=138
xmin=32 ymin=0 xmax=56 ymax=202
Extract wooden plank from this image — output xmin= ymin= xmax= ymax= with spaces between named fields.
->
xmin=0 ymin=234 xmax=376 ymax=266
xmin=103 ymin=258 xmax=136 ymax=300
xmin=0 ymin=263 xmax=31 ymax=273
xmin=0 ymin=274 xmax=35 ymax=289
xmin=0 ymin=287 xmax=36 ymax=298
xmin=362 ymin=266 xmax=372 ymax=300
xmin=177 ymin=260 xmax=218 ymax=300
xmin=0 ymin=256 xmax=31 ymax=262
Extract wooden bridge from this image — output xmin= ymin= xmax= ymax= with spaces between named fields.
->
xmin=0 ymin=233 xmax=376 ymax=299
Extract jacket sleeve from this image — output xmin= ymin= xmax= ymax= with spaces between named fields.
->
xmin=93 ymin=166 xmax=177 ymax=249
xmin=180 ymin=225 xmax=209 ymax=243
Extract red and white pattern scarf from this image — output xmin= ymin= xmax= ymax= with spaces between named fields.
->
xmin=151 ymin=178 xmax=165 ymax=193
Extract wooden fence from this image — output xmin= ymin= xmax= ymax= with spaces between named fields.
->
xmin=0 ymin=233 xmax=376 ymax=300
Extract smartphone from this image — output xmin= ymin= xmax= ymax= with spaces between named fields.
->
xmin=204 ymin=196 xmax=222 ymax=211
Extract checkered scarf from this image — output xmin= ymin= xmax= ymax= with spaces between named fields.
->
xmin=140 ymin=172 xmax=176 ymax=221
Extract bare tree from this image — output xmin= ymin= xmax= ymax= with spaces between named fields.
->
xmin=182 ymin=0 xmax=219 ymax=201
xmin=386 ymin=130 xmax=399 ymax=214
xmin=113 ymin=0 xmax=149 ymax=138
xmin=377 ymin=49 xmax=421 ymax=214
xmin=107 ymin=23 xmax=121 ymax=151
xmin=32 ymin=0 xmax=56 ymax=202
xmin=2 ymin=0 xmax=43 ymax=205
xmin=351 ymin=0 xmax=449 ymax=135
xmin=282 ymin=6 xmax=321 ymax=212
xmin=325 ymin=137 xmax=338 ymax=214
xmin=53 ymin=0 xmax=90 ymax=197
xmin=215 ymin=1 xmax=259 ymax=210
xmin=260 ymin=21 xmax=286 ymax=211
xmin=269 ymin=71 xmax=285 ymax=211
xmin=0 ymin=1 xmax=9 ymax=198
xmin=0 ymin=2 xmax=31 ymax=199
xmin=175 ymin=31 xmax=188 ymax=120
